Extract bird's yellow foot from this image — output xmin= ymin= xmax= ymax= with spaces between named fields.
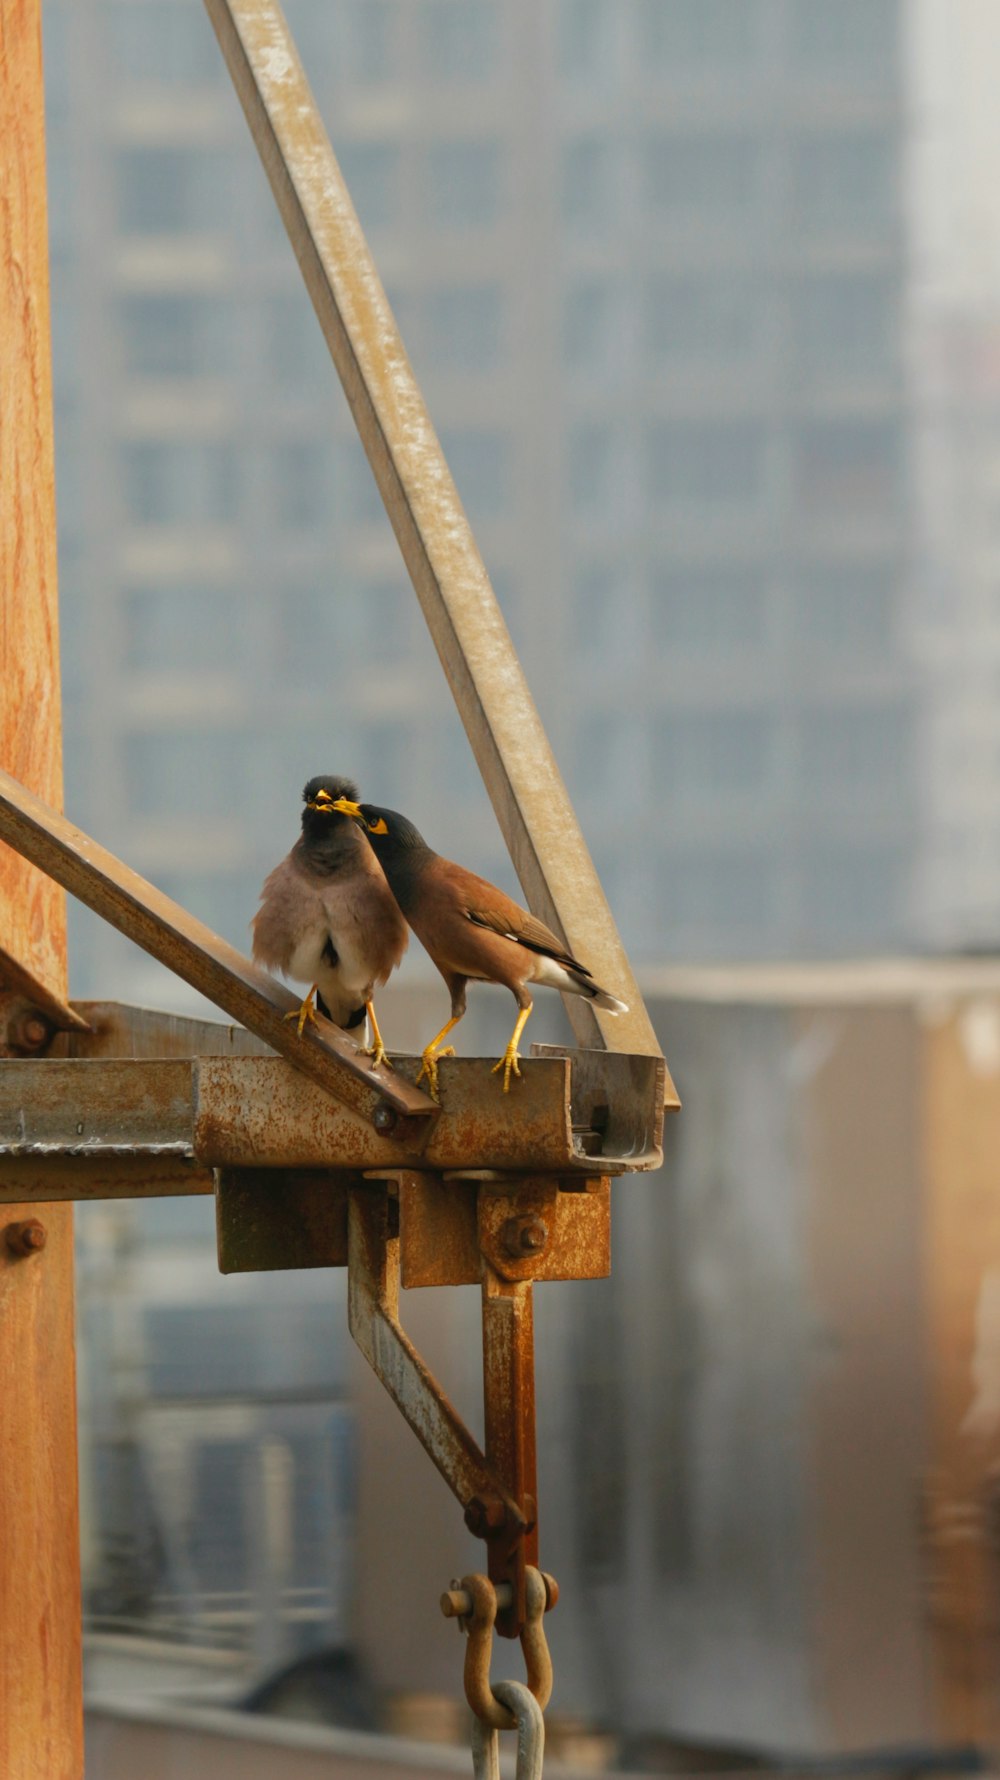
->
xmin=491 ymin=1043 xmax=522 ymax=1094
xmin=416 ymin=1045 xmax=455 ymax=1100
xmin=361 ymin=1002 xmax=392 ymax=1071
xmin=284 ymin=986 xmax=319 ymax=1037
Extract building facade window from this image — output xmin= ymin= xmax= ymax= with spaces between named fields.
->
xmin=122 ymin=439 xmax=240 ymax=526
xmin=648 ymin=422 xmax=766 ymax=508
xmin=108 ymin=1 xmax=222 ymax=85
xmin=657 ymin=710 xmax=772 ymax=796
xmin=793 ymin=275 xmax=895 ymax=379
xmin=793 ymin=420 xmax=900 ymax=517
xmin=422 ymin=2 xmax=497 ymax=83
xmin=789 ymin=0 xmax=897 ymax=76
xmin=652 ymin=565 xmax=767 ymax=652
xmin=117 ymin=145 xmax=234 ymax=235
xmin=791 ymin=132 xmax=894 ymax=238
xmin=124 ymin=584 xmax=242 ymax=674
xmin=427 ymin=140 xmax=502 ymax=228
xmin=644 ymin=133 xmax=760 ymax=220
xmin=646 ymin=273 xmax=760 ymax=364
xmin=120 ymin=293 xmax=232 ymax=379
xmin=424 ymin=284 xmax=503 ymax=371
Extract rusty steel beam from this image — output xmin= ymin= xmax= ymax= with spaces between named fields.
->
xmin=347 ymin=1181 xmax=527 ymax=1543
xmin=0 ymin=1051 xmax=647 ymax=1193
xmin=482 ymin=1267 xmax=538 ymax=1639
xmin=201 ymin=0 xmax=675 ymax=1099
xmin=0 ymin=1 xmax=83 ymax=1769
xmin=0 ymin=769 xmax=437 ymax=1136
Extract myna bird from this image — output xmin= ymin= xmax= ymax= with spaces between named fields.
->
xmin=252 ymin=775 xmax=408 ymax=1067
xmin=329 ymin=798 xmax=628 ymax=1093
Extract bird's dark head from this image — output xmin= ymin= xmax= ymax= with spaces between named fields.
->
xmin=301 ymin=775 xmax=360 ymax=840
xmin=328 ymin=798 xmax=430 ymax=866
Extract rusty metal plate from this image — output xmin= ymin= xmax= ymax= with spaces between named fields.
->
xmin=477 ymin=1179 xmax=610 ymax=1285
xmin=215 ymin=1167 xmax=352 ymax=1273
xmin=195 ymin=1054 xmax=579 ymax=1172
xmin=397 ymin=1174 xmax=479 ymax=1288
xmin=391 ymin=1174 xmax=611 ymax=1288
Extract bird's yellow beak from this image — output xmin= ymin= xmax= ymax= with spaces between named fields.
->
xmin=306 ymin=788 xmax=336 ymax=813
xmin=330 ymin=796 xmax=364 ymax=820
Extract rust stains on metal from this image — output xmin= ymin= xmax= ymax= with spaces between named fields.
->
xmin=0 ymin=767 xmax=438 ymax=1134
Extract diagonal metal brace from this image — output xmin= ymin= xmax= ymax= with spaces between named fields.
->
xmin=347 ymin=1182 xmax=528 ymax=1549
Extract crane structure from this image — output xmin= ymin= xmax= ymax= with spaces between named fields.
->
xmin=0 ymin=3 xmax=676 ymax=1774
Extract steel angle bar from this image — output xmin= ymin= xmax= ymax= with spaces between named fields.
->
xmin=202 ymin=0 xmax=674 ymax=1094
xmin=0 ymin=769 xmax=437 ymax=1134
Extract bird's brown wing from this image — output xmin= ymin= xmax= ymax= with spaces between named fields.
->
xmin=432 ymin=862 xmax=594 ymax=977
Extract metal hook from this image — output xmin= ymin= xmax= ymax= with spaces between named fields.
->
xmin=441 ymin=1567 xmax=554 ymax=1731
xmin=472 ymin=1680 xmax=545 ymax=1780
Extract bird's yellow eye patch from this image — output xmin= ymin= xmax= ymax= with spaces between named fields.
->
xmin=367 ymin=816 xmax=389 ymax=835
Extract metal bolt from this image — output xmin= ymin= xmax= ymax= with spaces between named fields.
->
xmin=5 ymin=1220 xmax=47 ymax=1258
xmin=463 ymin=1495 xmax=507 ymax=1538
xmin=17 ymin=1014 xmax=50 ymax=1050
xmin=501 ymin=1216 xmax=548 ymax=1259
xmin=372 ymin=1101 xmax=397 ymax=1135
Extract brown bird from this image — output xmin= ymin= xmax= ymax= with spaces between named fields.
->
xmin=252 ymin=776 xmax=408 ymax=1066
xmin=329 ymin=797 xmax=628 ymax=1094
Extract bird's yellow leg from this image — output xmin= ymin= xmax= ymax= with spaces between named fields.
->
xmin=492 ymin=1003 xmax=532 ymax=1094
xmin=362 ymin=1000 xmax=391 ymax=1070
xmin=416 ymin=1013 xmax=463 ymax=1099
xmin=284 ymin=984 xmax=319 ymax=1037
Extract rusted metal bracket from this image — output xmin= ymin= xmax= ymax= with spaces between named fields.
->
xmin=344 ymin=1171 xmax=609 ymax=1640
xmin=348 ymin=1180 xmax=529 ymax=1556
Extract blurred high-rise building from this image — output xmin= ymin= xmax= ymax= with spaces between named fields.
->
xmin=43 ymin=0 xmax=915 ymax=993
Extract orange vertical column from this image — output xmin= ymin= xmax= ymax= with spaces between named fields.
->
xmin=0 ymin=3 xmax=84 ymax=1777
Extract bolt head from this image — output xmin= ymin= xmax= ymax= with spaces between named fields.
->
xmin=5 ymin=1220 xmax=46 ymax=1258
xmin=501 ymin=1215 xmax=548 ymax=1259
xmin=372 ymin=1101 xmax=397 ymax=1135
xmin=464 ymin=1494 xmax=506 ymax=1538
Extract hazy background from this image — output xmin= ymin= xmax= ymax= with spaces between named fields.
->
xmin=37 ymin=0 xmax=1000 ymax=1763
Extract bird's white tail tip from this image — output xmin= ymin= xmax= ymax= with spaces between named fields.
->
xmin=593 ymin=988 xmax=629 ymax=1014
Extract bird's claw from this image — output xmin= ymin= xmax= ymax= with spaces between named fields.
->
xmin=363 ymin=1040 xmax=391 ymax=1070
xmin=491 ymin=1045 xmax=522 ymax=1094
xmin=416 ymin=1045 xmax=455 ymax=1101
xmin=284 ymin=988 xmax=319 ymax=1038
